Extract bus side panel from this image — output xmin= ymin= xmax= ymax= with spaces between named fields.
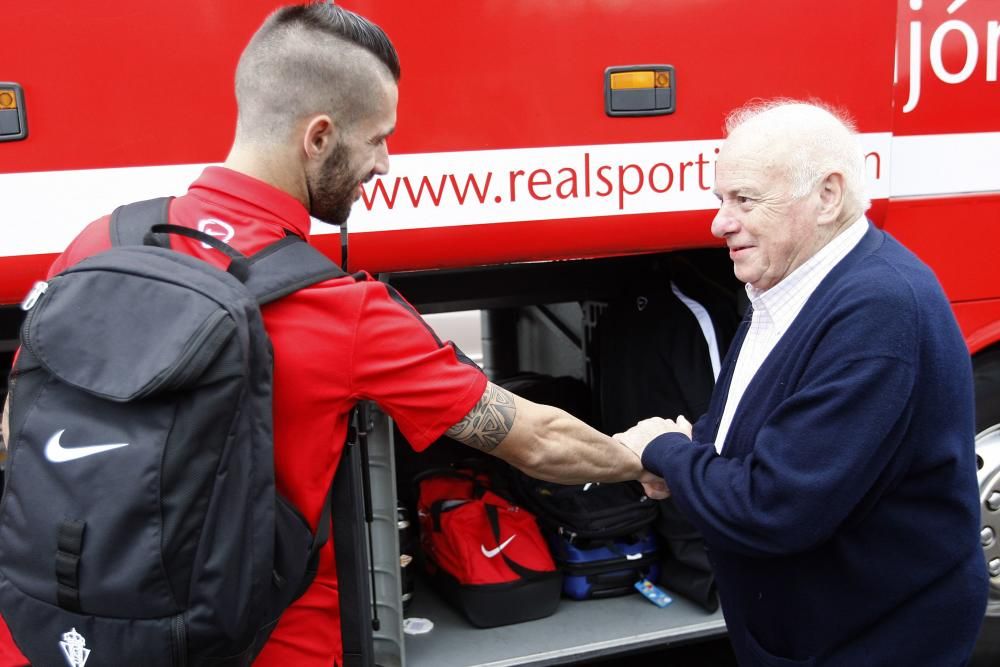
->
xmin=888 ymin=0 xmax=1000 ymax=348
xmin=352 ymin=0 xmax=896 ymax=153
xmin=882 ymin=195 xmax=1000 ymax=304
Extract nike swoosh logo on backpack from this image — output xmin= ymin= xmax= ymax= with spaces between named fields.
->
xmin=44 ymin=430 xmax=130 ymax=463
xmin=480 ymin=534 xmax=516 ymax=559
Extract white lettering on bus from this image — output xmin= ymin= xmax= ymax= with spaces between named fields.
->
xmin=902 ymin=0 xmax=999 ymax=113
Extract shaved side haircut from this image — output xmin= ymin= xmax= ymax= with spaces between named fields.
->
xmin=234 ymin=2 xmax=400 ymax=144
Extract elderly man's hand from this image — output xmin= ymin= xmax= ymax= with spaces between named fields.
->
xmin=614 ymin=415 xmax=692 ymax=459
xmin=639 ymin=471 xmax=670 ymax=499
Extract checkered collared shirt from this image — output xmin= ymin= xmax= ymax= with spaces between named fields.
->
xmin=714 ymin=216 xmax=869 ymax=453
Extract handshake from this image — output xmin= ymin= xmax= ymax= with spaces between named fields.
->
xmin=613 ymin=415 xmax=693 ymax=501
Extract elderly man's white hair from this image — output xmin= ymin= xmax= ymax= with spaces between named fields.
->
xmin=725 ymin=100 xmax=870 ymax=215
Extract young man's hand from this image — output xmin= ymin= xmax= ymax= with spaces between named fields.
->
xmin=613 ymin=415 xmax=692 ymax=459
xmin=638 ymin=471 xmax=670 ymax=499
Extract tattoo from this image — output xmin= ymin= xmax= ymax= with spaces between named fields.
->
xmin=446 ymin=383 xmax=516 ymax=453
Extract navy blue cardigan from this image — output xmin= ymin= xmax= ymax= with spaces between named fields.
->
xmin=642 ymin=224 xmax=987 ymax=666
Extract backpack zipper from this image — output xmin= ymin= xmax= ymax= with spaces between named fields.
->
xmin=17 ymin=281 xmax=50 ymax=357
xmin=20 ymin=280 xmax=48 ymax=311
xmin=171 ymin=614 xmax=188 ymax=667
xmin=147 ymin=309 xmax=231 ymax=394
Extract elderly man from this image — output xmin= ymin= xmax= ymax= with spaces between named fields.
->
xmin=618 ymin=100 xmax=987 ymax=665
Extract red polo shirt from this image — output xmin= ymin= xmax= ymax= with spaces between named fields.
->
xmin=0 ymin=167 xmax=486 ymax=666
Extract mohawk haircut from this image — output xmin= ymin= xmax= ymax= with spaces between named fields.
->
xmin=233 ymin=2 xmax=399 ymax=143
xmin=269 ymin=2 xmax=400 ymax=81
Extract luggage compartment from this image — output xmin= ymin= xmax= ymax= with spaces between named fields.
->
xmin=363 ymin=250 xmax=739 ymax=666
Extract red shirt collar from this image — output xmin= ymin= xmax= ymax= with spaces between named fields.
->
xmin=188 ymin=166 xmax=312 ymax=241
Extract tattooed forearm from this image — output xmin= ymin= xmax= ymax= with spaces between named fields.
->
xmin=446 ymin=383 xmax=517 ymax=453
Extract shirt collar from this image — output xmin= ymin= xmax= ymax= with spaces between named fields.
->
xmin=746 ymin=215 xmax=869 ymax=332
xmin=188 ymin=166 xmax=313 ymax=240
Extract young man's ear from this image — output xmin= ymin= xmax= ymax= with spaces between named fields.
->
xmin=816 ymin=172 xmax=846 ymax=225
xmin=302 ymin=115 xmax=336 ymax=161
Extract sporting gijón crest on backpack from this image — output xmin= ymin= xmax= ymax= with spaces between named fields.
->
xmin=0 ymin=198 xmax=344 ymax=666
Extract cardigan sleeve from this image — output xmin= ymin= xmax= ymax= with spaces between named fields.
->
xmin=642 ymin=351 xmax=916 ymax=557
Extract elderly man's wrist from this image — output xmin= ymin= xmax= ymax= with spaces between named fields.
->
xmin=641 ymin=432 xmax=688 ymax=470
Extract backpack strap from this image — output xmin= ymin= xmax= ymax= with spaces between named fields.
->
xmin=109 ymin=197 xmax=172 ymax=248
xmin=110 ymin=197 xmax=346 ymax=302
xmin=245 ymin=234 xmax=346 ymax=305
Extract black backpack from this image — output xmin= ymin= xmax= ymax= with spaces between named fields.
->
xmin=0 ymin=198 xmax=344 ymax=666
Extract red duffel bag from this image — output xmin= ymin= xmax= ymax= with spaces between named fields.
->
xmin=415 ymin=468 xmax=562 ymax=628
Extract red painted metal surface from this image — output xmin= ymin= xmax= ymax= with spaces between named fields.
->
xmin=2 ymin=0 xmax=894 ymax=170
xmin=2 ymin=1 xmax=280 ymax=174
xmin=882 ymin=194 xmax=1000 ymax=304
xmin=1 ymin=0 xmax=998 ymax=348
xmin=893 ymin=0 xmax=1000 ymax=136
xmin=956 ymin=299 xmax=1000 ymax=355
xmin=350 ymin=0 xmax=896 ymax=151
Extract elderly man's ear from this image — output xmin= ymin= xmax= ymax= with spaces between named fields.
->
xmin=816 ymin=172 xmax=846 ymax=225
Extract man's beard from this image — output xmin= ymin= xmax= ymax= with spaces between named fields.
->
xmin=307 ymin=141 xmax=361 ymax=226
